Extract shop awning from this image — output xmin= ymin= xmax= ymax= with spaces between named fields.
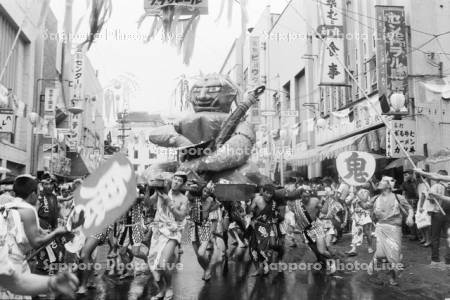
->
xmin=288 ymin=130 xmax=382 ymax=167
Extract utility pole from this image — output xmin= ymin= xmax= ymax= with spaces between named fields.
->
xmin=117 ymin=110 xmax=131 ymax=154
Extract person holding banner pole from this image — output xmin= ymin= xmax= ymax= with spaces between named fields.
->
xmin=147 ymin=171 xmax=189 ymax=300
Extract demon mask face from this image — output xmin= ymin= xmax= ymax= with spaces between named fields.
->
xmin=189 ymin=74 xmax=238 ymax=113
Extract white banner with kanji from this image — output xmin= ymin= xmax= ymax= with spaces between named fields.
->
xmin=318 ymin=0 xmax=346 ymax=86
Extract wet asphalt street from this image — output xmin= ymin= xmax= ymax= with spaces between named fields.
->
xmin=38 ymin=234 xmax=450 ymax=300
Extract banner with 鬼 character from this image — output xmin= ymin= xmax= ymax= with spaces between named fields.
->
xmin=318 ymin=0 xmax=346 ymax=86
xmin=386 ymin=119 xmax=418 ymax=158
xmin=71 ymin=153 xmax=137 ymax=236
xmin=336 ymin=151 xmax=376 ymax=186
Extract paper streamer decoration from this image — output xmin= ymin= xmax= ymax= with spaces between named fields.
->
xmin=139 ymin=1 xmax=208 ymax=65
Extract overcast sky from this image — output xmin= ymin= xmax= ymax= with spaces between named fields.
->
xmin=49 ymin=0 xmax=286 ymax=114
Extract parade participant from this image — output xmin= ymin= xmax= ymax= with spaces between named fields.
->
xmin=401 ymin=170 xmax=419 ymax=241
xmin=0 ymin=175 xmax=70 ymax=299
xmin=58 ymin=184 xmax=74 ymax=225
xmin=35 ymin=173 xmax=66 ymax=275
xmin=227 ymin=200 xmax=247 ymax=248
xmin=148 ymin=171 xmax=189 ymax=300
xmin=38 ymin=173 xmax=59 ymax=230
xmin=247 ymin=185 xmax=282 ymax=276
xmin=319 ymin=187 xmax=344 ymax=247
xmin=346 ymin=186 xmax=374 ymax=256
xmin=283 ymin=182 xmax=299 ymax=248
xmin=417 ymin=169 xmax=450 ymax=267
xmin=116 ymin=194 xmax=147 ymax=279
xmin=77 ymin=226 xmax=113 ymax=294
xmin=187 ymin=184 xmax=220 ymax=281
xmin=288 ymin=194 xmax=334 ymax=272
xmin=368 ymin=179 xmax=413 ymax=286
xmin=416 ymin=176 xmax=432 ymax=247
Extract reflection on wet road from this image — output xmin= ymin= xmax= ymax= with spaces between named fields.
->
xmin=63 ymin=244 xmax=436 ymax=300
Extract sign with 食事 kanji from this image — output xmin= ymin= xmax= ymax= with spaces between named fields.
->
xmin=337 ymin=151 xmax=376 ymax=186
xmin=318 ymin=0 xmax=346 ymax=86
xmin=386 ymin=119 xmax=417 ymax=158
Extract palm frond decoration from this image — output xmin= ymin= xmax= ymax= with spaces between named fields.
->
xmin=216 ymin=0 xmax=249 ymax=38
xmin=138 ymin=3 xmax=206 ymax=65
xmin=81 ymin=0 xmax=112 ymax=50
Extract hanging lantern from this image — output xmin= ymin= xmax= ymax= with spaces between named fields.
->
xmin=316 ymin=118 xmax=327 ymax=129
xmin=389 ymin=92 xmax=406 ymax=112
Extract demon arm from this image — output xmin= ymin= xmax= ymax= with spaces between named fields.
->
xmin=179 ymin=120 xmax=256 ymax=173
xmin=148 ymin=124 xmax=193 ymax=148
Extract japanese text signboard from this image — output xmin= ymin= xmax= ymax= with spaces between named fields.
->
xmin=67 ymin=112 xmax=82 ymax=152
xmin=72 ymin=49 xmax=85 ymax=102
xmin=386 ymin=119 xmax=417 ymax=158
xmin=375 ymin=6 xmax=409 ymax=115
xmin=249 ymin=36 xmax=260 ymax=88
xmin=319 ymin=0 xmax=346 ymax=86
xmin=73 ymin=154 xmax=137 ymax=237
xmin=0 ymin=112 xmax=14 ymax=133
xmin=337 ymin=151 xmax=376 ymax=186
xmin=44 ymin=88 xmax=58 ymax=113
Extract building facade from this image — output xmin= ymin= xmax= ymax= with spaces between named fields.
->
xmin=0 ymin=0 xmax=47 ymax=176
xmin=220 ymin=0 xmax=450 ymax=181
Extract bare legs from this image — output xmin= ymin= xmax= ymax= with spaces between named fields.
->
xmin=78 ymin=237 xmax=101 ymax=294
xmin=152 ymin=240 xmax=178 ymax=300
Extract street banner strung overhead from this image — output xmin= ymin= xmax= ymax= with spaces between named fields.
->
xmin=375 ymin=6 xmax=409 ymax=115
xmin=318 ymin=0 xmax=347 ymax=86
xmin=72 ymin=153 xmax=137 ymax=237
xmin=337 ymin=151 xmax=376 ymax=186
